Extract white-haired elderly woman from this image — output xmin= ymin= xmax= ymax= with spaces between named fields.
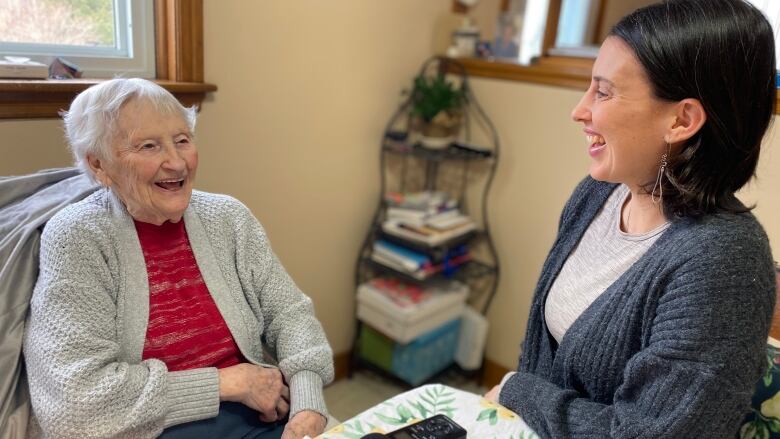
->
xmin=22 ymin=78 xmax=333 ymax=439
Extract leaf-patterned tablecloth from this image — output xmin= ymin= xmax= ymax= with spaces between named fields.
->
xmin=318 ymin=384 xmax=539 ymax=439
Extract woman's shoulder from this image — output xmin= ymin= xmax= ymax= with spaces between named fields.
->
xmin=673 ymin=210 xmax=769 ymax=249
xmin=189 ymin=190 xmax=252 ymax=219
xmin=656 ymin=212 xmax=775 ymax=326
xmin=662 ymin=210 xmax=773 ymax=275
xmin=188 ymin=190 xmax=263 ymax=237
xmin=187 ymin=191 xmax=270 ymax=251
xmin=44 ymin=189 xmax=113 ymax=238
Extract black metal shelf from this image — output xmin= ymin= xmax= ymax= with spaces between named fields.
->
xmin=351 ymin=56 xmax=500 ymax=385
xmin=382 ymin=141 xmax=494 ymax=162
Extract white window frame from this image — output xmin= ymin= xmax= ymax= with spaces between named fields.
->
xmin=0 ymin=0 xmax=155 ymax=78
xmin=517 ymin=0 xmax=551 ymax=65
xmin=555 ymin=0 xmax=600 ymax=49
xmin=746 ymin=0 xmax=780 ymax=70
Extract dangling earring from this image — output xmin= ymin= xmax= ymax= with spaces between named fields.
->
xmin=651 ymin=142 xmax=670 ymax=204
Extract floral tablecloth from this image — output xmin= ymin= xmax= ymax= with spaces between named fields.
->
xmin=317 ymin=384 xmax=539 ymax=439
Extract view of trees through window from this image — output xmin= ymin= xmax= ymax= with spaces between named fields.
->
xmin=0 ymin=0 xmax=115 ymax=47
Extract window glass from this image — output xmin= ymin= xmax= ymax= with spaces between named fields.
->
xmin=0 ymin=0 xmax=115 ymax=47
xmin=746 ymin=0 xmax=780 ymax=70
xmin=0 ymin=0 xmax=155 ymax=78
xmin=550 ymin=0 xmax=655 ymax=58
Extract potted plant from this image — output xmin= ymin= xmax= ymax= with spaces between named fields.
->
xmin=410 ymin=73 xmax=465 ymax=149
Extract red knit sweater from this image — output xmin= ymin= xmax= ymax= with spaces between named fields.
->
xmin=134 ymin=219 xmax=244 ymax=371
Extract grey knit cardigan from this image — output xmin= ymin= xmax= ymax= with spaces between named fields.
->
xmin=23 ymin=189 xmax=334 ymax=438
xmin=500 ymin=177 xmax=776 ymax=438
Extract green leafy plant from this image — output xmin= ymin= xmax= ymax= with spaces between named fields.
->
xmin=410 ymin=74 xmax=465 ymax=123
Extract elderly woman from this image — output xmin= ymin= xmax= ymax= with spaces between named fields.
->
xmin=485 ymin=0 xmax=777 ymax=437
xmin=22 ymin=78 xmax=333 ymax=439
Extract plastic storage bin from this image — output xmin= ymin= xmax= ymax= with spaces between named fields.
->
xmin=359 ymin=319 xmax=461 ymax=386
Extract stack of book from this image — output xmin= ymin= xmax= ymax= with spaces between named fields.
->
xmin=356 ymin=277 xmax=469 ymax=343
xmin=371 ymin=239 xmax=470 ymax=280
xmin=383 ymin=191 xmax=476 ymax=246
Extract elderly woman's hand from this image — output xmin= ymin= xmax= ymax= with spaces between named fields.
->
xmin=281 ymin=410 xmax=327 ymax=439
xmin=219 ymin=363 xmax=290 ymax=422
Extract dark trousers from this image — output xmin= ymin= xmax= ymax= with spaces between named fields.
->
xmin=158 ymin=402 xmax=286 ymax=439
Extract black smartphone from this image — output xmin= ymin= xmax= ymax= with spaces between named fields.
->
xmin=361 ymin=414 xmax=467 ymax=439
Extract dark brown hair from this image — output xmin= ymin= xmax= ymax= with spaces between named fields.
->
xmin=610 ymin=0 xmax=776 ymax=218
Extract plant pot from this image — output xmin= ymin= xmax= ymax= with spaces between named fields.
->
xmin=412 ymin=112 xmax=462 ymax=150
xmin=419 ymin=134 xmax=454 ymax=149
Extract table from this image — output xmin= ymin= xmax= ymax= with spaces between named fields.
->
xmin=317 ymin=384 xmax=539 ymax=438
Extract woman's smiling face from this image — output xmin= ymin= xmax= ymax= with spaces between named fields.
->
xmin=89 ymin=98 xmax=198 ymax=225
xmin=571 ymin=36 xmax=677 ymax=189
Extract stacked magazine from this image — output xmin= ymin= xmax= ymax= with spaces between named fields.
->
xmin=356 ymin=277 xmax=469 ymax=343
xmin=382 ymin=191 xmax=476 ymax=247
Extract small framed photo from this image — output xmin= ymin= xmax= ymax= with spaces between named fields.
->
xmin=493 ymin=11 xmax=522 ymax=60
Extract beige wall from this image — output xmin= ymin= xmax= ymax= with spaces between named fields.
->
xmin=596 ymin=0 xmax=656 ymax=42
xmin=0 ymin=120 xmax=71 ymax=176
xmin=468 ymin=79 xmax=587 ymax=368
xmin=1 ymin=2 xmax=779 ymax=373
xmin=194 ymin=1 xmax=452 ymax=355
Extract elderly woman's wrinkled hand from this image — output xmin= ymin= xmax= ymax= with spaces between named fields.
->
xmin=281 ymin=410 xmax=327 ymax=439
xmin=219 ymin=363 xmax=290 ymax=422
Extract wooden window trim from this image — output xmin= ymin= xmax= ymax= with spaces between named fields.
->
xmin=455 ymin=56 xmax=592 ymax=90
xmin=0 ymin=0 xmax=216 ymax=120
xmin=453 ymin=0 xmax=780 ymax=113
xmin=451 ymin=0 xmax=592 ymax=91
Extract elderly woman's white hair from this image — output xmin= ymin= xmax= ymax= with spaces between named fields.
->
xmin=62 ymin=78 xmax=197 ymax=181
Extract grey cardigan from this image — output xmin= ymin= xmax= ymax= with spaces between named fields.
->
xmin=23 ymin=188 xmax=334 ymax=438
xmin=500 ymin=177 xmax=776 ymax=438
xmin=0 ymin=169 xmax=98 ymax=439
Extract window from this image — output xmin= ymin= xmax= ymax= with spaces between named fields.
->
xmin=550 ymin=0 xmax=601 ymax=57
xmin=0 ymin=0 xmax=215 ymax=120
xmin=455 ymin=0 xmax=780 ymax=114
xmin=452 ymin=0 xmax=654 ymax=90
xmin=549 ymin=0 xmax=655 ymax=57
xmin=0 ymin=0 xmax=155 ymax=78
xmin=745 ymin=0 xmax=780 ymax=70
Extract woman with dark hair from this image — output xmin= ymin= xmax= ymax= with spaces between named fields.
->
xmin=484 ymin=0 xmax=778 ymax=437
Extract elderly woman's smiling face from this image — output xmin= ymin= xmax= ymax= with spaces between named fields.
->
xmin=88 ymin=97 xmax=198 ymax=225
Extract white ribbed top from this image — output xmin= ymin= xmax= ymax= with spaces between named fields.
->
xmin=544 ymin=185 xmax=669 ymax=343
